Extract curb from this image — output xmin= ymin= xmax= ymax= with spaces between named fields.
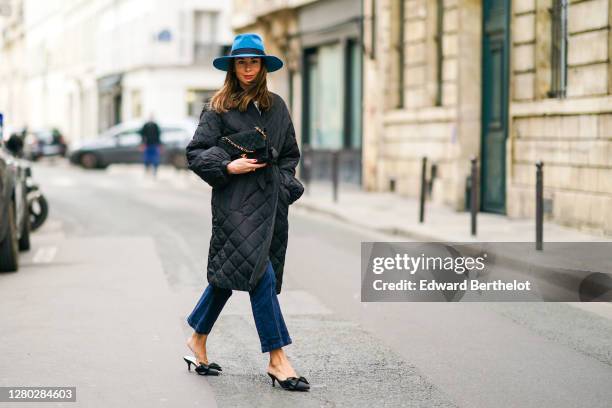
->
xmin=294 ymin=200 xmax=441 ymax=242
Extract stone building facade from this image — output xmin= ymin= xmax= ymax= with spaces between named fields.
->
xmin=232 ymin=0 xmax=364 ymax=184
xmin=364 ymin=0 xmax=612 ymax=235
xmin=0 ymin=0 xmax=26 ymax=131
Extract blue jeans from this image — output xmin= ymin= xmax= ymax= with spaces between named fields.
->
xmin=187 ymin=259 xmax=292 ymax=353
xmin=143 ymin=145 xmax=160 ymax=168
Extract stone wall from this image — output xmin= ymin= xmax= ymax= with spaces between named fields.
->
xmin=371 ymin=0 xmax=466 ymax=208
xmin=508 ymin=0 xmax=612 ymax=234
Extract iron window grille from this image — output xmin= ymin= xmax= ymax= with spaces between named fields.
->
xmin=548 ymin=0 xmax=568 ymax=98
xmin=434 ymin=0 xmax=444 ymax=106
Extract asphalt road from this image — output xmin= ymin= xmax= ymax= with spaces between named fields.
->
xmin=1 ymin=159 xmax=612 ymax=407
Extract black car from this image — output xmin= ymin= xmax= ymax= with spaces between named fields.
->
xmin=68 ymin=119 xmax=197 ymax=169
xmin=0 ymin=138 xmax=31 ymax=272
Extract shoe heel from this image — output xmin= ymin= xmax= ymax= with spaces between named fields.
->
xmin=183 ymin=356 xmax=193 ymax=371
xmin=267 ymin=372 xmax=276 ymax=387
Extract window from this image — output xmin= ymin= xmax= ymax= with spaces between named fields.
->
xmin=548 ymin=0 xmax=568 ymax=98
xmin=131 ymin=90 xmax=142 ymax=118
xmin=347 ymin=40 xmax=362 ymax=148
xmin=398 ymin=0 xmax=405 ymax=108
xmin=112 ymin=93 xmax=122 ymax=126
xmin=305 ymin=50 xmax=319 ymax=146
xmin=186 ymin=89 xmax=215 ymax=117
xmin=390 ymin=0 xmax=405 ymax=108
xmin=306 ymin=43 xmax=344 ymax=149
xmin=161 ymin=128 xmax=189 ymax=144
xmin=194 ymin=11 xmax=219 ymax=64
xmin=303 ymin=41 xmax=362 ymax=150
xmin=320 ymin=43 xmax=344 ymax=148
xmin=116 ymin=131 xmax=141 ymax=147
xmin=434 ymin=0 xmax=444 ymax=106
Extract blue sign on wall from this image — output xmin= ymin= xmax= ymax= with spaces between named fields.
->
xmin=157 ymin=29 xmax=172 ymax=42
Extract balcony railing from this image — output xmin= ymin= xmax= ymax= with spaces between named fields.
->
xmin=194 ymin=42 xmax=226 ymax=64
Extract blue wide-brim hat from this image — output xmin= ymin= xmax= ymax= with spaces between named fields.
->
xmin=213 ymin=33 xmax=284 ymax=73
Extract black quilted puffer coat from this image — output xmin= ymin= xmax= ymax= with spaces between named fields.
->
xmin=186 ymin=92 xmax=304 ymax=294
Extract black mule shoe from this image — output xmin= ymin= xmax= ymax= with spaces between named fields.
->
xmin=267 ymin=372 xmax=310 ymax=391
xmin=183 ymin=355 xmax=221 ymax=376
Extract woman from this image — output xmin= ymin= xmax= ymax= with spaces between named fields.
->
xmin=183 ymin=33 xmax=308 ymax=392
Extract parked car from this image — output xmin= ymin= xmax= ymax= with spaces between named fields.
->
xmin=23 ymin=128 xmax=68 ymax=161
xmin=68 ymin=119 xmax=197 ymax=170
xmin=0 ymin=137 xmax=32 ymax=272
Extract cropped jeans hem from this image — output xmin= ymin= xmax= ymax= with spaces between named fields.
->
xmin=260 ymin=336 xmax=293 ymax=353
xmin=186 ymin=258 xmax=291 ymax=354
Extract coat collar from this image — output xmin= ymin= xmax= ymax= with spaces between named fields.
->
xmin=244 ymin=99 xmax=267 ymax=129
xmin=243 ymin=94 xmax=278 ymax=129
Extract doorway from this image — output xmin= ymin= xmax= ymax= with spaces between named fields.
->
xmin=481 ymin=0 xmax=509 ymax=213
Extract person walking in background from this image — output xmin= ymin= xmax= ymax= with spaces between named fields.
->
xmin=51 ymin=128 xmax=67 ymax=157
xmin=139 ymin=115 xmax=162 ymax=177
xmin=183 ymin=33 xmax=308 ymax=391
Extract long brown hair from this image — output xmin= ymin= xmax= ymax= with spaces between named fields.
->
xmin=209 ymin=58 xmax=273 ymax=113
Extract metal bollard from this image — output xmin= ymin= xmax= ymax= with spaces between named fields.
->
xmin=536 ymin=161 xmax=544 ymax=250
xmin=332 ymin=150 xmax=339 ymax=203
xmin=470 ymin=157 xmax=478 ymax=236
xmin=419 ymin=157 xmax=427 ymax=223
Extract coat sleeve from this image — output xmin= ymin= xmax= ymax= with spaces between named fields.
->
xmin=277 ymin=104 xmax=305 ymax=205
xmin=185 ymin=108 xmax=233 ymax=189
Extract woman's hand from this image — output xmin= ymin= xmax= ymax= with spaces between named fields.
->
xmin=227 ymin=157 xmax=267 ymax=175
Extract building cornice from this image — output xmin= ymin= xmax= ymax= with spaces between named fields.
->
xmin=232 ymin=0 xmax=319 ymax=30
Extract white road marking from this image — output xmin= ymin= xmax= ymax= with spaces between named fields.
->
xmin=32 ymin=246 xmax=58 ymax=264
xmin=49 ymin=177 xmax=76 ymax=187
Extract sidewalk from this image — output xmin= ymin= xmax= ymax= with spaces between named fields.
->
xmin=294 ymin=181 xmax=609 ymax=243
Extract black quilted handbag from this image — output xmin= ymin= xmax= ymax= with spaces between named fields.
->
xmin=218 ymin=126 xmax=270 ymax=164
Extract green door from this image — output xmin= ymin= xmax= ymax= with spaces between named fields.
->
xmin=481 ymin=0 xmax=509 ymax=214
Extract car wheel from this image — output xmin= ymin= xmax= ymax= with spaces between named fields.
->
xmin=30 ymin=194 xmax=49 ymax=231
xmin=80 ymin=152 xmax=99 ymax=169
xmin=0 ymin=200 xmax=19 ymax=272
